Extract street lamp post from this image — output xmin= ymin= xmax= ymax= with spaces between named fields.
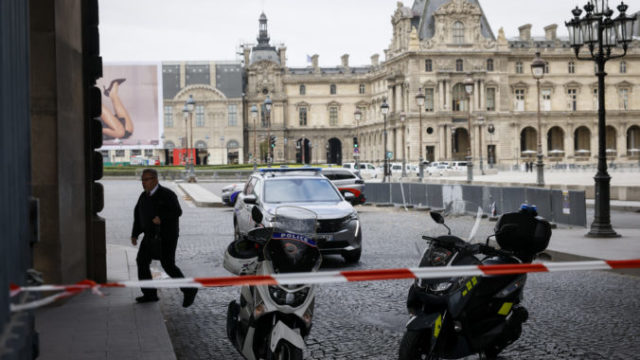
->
xmin=565 ymin=1 xmax=635 ymax=237
xmin=531 ymin=52 xmax=546 ymax=186
xmin=264 ymin=95 xmax=272 ymax=167
xmin=464 ymin=76 xmax=474 ymax=182
xmin=183 ymin=94 xmax=196 ymax=182
xmin=354 ymin=109 xmax=362 ymax=175
xmin=415 ymin=88 xmax=425 ymax=178
xmin=381 ymin=99 xmax=390 ymax=183
xmin=251 ymin=104 xmax=258 ymax=170
xmin=400 ymin=112 xmax=407 ymax=177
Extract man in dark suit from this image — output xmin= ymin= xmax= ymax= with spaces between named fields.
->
xmin=131 ymin=169 xmax=197 ymax=307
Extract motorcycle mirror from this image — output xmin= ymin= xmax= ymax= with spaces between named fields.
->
xmin=251 ymin=206 xmax=263 ymax=224
xmin=430 ymin=211 xmax=445 ymax=224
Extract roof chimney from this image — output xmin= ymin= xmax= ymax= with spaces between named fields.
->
xmin=311 ymin=54 xmax=319 ymax=72
xmin=341 ymin=54 xmax=349 ymax=69
xmin=279 ymin=46 xmax=287 ymax=67
xmin=371 ymin=54 xmax=379 ymax=67
xmin=544 ymin=24 xmax=557 ymax=41
xmin=518 ymin=24 xmax=532 ymax=41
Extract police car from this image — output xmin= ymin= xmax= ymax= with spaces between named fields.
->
xmin=233 ymin=168 xmax=362 ymax=263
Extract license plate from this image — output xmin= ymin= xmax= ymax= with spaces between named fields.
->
xmin=317 ymin=234 xmax=334 ymax=243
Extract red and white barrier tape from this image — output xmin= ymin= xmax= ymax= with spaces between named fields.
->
xmin=9 ymin=259 xmax=640 ymax=312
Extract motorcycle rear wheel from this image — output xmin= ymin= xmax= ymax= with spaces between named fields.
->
xmin=267 ymin=340 xmax=303 ymax=360
xmin=399 ymin=330 xmax=435 ymax=360
xmin=226 ymin=301 xmax=239 ymax=345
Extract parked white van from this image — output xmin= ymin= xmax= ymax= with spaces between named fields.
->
xmin=342 ymin=162 xmax=380 ymax=179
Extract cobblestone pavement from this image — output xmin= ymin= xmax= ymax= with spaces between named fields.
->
xmin=103 ymin=180 xmax=640 ymax=360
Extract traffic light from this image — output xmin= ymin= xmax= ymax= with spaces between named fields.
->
xmin=353 ymin=136 xmax=359 ymax=149
xmin=270 ymin=135 xmax=276 ymax=148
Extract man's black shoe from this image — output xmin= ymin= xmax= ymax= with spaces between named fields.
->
xmin=182 ymin=289 xmax=197 ymax=308
xmin=135 ymin=295 xmax=159 ymax=303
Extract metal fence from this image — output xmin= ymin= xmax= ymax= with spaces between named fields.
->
xmin=365 ymin=182 xmax=586 ymax=227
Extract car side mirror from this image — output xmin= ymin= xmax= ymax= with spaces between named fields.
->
xmin=251 ymin=206 xmax=263 ymax=224
xmin=243 ymin=194 xmax=257 ymax=204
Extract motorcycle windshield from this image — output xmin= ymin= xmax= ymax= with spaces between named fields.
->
xmin=264 ymin=235 xmax=321 ymax=273
xmin=263 ymin=206 xmax=322 ymax=273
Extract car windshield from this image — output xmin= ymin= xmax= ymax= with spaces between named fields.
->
xmin=264 ymin=178 xmax=342 ymax=203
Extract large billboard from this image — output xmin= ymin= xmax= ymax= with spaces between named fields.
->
xmin=97 ymin=63 xmax=162 ymax=149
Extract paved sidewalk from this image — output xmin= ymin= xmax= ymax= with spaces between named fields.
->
xmin=34 ymin=245 xmax=176 ymax=360
xmin=177 ymin=182 xmax=224 ymax=207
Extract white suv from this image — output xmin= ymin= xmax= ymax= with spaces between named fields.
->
xmin=234 ymin=168 xmax=362 ymax=263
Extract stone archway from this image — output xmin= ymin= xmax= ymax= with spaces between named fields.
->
xmin=296 ymin=138 xmax=311 ymax=164
xmin=452 ymin=127 xmax=470 ymax=161
xmin=520 ymin=126 xmax=537 ymax=158
xmin=574 ymin=126 xmax=591 ymax=158
xmin=327 ymin=137 xmax=342 ymax=165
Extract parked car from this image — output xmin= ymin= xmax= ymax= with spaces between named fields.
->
xmin=342 ymin=162 xmax=380 ymax=179
xmin=427 ymin=161 xmax=450 ymax=176
xmin=233 ymin=168 xmax=362 ymax=263
xmin=451 ymin=161 xmax=468 ymax=171
xmin=390 ymin=162 xmax=404 ymax=174
xmin=321 ymin=168 xmax=366 ymax=205
xmin=221 ymin=183 xmax=244 ymax=206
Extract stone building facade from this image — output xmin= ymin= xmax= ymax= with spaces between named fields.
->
xmin=243 ymin=0 xmax=640 ymax=168
xmin=158 ymin=61 xmax=244 ymax=165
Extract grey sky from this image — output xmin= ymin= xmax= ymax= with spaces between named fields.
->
xmin=99 ymin=0 xmax=583 ymax=67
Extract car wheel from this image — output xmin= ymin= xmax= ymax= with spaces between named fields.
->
xmin=343 ymin=248 xmax=361 ymax=264
xmin=343 ymin=231 xmax=362 ymax=264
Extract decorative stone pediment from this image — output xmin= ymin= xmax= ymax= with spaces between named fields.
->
xmin=616 ymin=80 xmax=634 ymax=90
xmin=295 ymin=101 xmax=310 ymax=109
xmin=175 ymin=85 xmax=227 ymax=101
xmin=434 ymin=0 xmax=482 ymax=17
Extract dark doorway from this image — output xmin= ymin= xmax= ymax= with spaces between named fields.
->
xmin=426 ymin=146 xmax=435 ymax=162
xmin=296 ymin=138 xmax=311 ymax=164
xmin=488 ymin=145 xmax=496 ymax=167
xmin=327 ymin=138 xmax=342 ymax=165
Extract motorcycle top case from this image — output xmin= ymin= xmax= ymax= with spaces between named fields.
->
xmin=494 ymin=212 xmax=551 ymax=257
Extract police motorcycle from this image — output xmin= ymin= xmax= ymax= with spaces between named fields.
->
xmin=399 ymin=203 xmax=551 ymax=360
xmin=224 ymin=205 xmax=321 ymax=360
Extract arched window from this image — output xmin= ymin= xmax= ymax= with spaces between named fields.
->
xmin=299 ymin=84 xmax=306 ymax=95
xmin=547 ymin=126 xmax=565 ymax=156
xmin=606 ymin=125 xmax=617 ymax=154
xmin=194 ymin=140 xmax=207 ymax=150
xmin=164 ymin=140 xmax=175 ymax=150
xmin=627 ymin=125 xmax=640 ymax=155
xmin=520 ymin=127 xmax=537 ymax=155
xmin=227 ymin=140 xmax=240 ymax=149
xmin=456 ymin=59 xmax=464 ymax=72
xmin=453 ymin=21 xmax=465 ymax=44
xmin=486 ymin=59 xmax=494 ymax=71
xmin=574 ymin=126 xmax=591 ymax=155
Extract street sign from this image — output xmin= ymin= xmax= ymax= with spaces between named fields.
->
xmin=387 ymin=151 xmax=393 ymax=159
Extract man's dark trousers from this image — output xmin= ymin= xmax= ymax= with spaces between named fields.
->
xmin=136 ymin=234 xmax=186 ymax=298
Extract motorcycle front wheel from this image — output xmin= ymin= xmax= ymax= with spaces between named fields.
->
xmin=267 ymin=340 xmax=303 ymax=360
xmin=398 ymin=330 xmax=435 ymax=360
